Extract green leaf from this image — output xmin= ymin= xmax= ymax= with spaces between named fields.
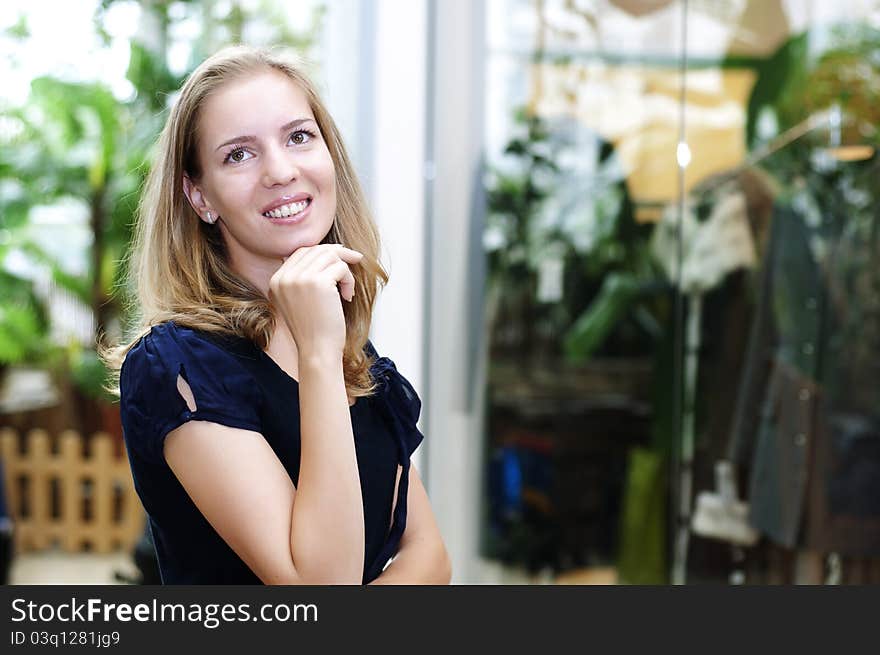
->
xmin=5 ymin=14 xmax=29 ymax=39
xmin=744 ymin=31 xmax=808 ymax=148
xmin=127 ymin=42 xmax=185 ymax=111
xmin=563 ymin=273 xmax=643 ymax=362
xmin=29 ymin=77 xmax=120 ymax=190
xmin=0 ymin=304 xmax=45 ymax=364
xmin=70 ymin=347 xmax=114 ymax=401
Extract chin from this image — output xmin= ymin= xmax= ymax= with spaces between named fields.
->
xmin=280 ymin=232 xmax=330 ymax=254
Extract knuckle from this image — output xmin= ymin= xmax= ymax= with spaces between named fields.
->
xmin=279 ymin=273 xmax=301 ymax=291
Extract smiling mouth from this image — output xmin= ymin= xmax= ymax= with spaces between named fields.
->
xmin=262 ymin=198 xmax=311 ymax=219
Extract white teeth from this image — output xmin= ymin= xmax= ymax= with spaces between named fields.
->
xmin=264 ymin=200 xmax=309 ymax=218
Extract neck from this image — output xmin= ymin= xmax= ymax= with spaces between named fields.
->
xmin=223 ymin=238 xmax=282 ymax=298
xmin=234 ymin=258 xmax=278 ymax=297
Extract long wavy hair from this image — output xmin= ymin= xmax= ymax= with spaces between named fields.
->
xmin=102 ymin=45 xmax=388 ymax=399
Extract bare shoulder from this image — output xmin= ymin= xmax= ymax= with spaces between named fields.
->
xmin=163 ymin=419 xmax=302 ymax=584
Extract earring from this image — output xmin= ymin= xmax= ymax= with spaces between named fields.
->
xmin=205 ymin=211 xmax=216 ymax=224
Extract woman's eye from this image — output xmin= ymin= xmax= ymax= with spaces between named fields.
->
xmin=290 ymin=129 xmax=315 ymax=145
xmin=224 ymin=147 xmax=252 ymax=164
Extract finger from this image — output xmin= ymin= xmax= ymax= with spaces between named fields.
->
xmin=294 ymin=252 xmax=350 ymax=284
xmin=311 ymin=249 xmax=348 ymax=273
xmin=334 ymin=245 xmax=364 ymax=264
xmin=296 ymin=244 xmax=338 ymax=271
xmin=323 ymin=260 xmax=356 ymax=301
xmin=290 ymin=244 xmax=361 ymax=272
xmin=316 ymin=244 xmax=363 ymax=265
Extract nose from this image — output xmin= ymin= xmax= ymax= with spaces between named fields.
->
xmin=261 ymin=143 xmax=299 ymax=187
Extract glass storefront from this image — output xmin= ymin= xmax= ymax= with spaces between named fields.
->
xmin=480 ymin=0 xmax=880 ymax=584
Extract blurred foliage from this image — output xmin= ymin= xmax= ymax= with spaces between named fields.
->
xmin=746 ymin=23 xmax=880 ymax=154
xmin=483 ymin=107 xmax=664 ymax=370
xmin=0 ymin=52 xmax=176 ymax=399
xmin=0 ymin=271 xmax=49 ymax=365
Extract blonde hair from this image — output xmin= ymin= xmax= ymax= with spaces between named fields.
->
xmin=102 ymin=45 xmax=388 ymax=399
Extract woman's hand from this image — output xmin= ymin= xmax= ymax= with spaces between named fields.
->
xmin=268 ymin=244 xmax=364 ymax=358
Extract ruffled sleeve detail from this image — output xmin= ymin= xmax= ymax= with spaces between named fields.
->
xmin=120 ymin=322 xmax=263 ymax=466
xmin=366 ymin=340 xmax=425 ymax=459
xmin=362 ymin=339 xmax=426 ymax=581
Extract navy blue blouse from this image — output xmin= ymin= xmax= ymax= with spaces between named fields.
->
xmin=119 ymin=321 xmax=424 ymax=584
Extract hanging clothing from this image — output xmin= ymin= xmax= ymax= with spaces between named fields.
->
xmin=729 ymin=195 xmax=880 ymax=555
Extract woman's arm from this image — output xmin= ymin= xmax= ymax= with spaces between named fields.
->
xmin=368 ymin=464 xmax=452 ymax=585
xmin=161 ymin=245 xmax=366 ymax=584
xmin=163 ymin=361 xmax=364 ymax=585
xmin=292 ymin=351 xmax=365 ymax=583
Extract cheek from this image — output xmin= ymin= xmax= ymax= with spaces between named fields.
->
xmin=320 ymin=158 xmax=337 ymax=203
xmin=202 ymin=175 xmax=249 ymax=215
xmin=314 ymin=146 xmax=336 ymax=188
xmin=327 ymin=173 xmax=337 ymax=200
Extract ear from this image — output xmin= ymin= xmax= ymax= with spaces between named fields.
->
xmin=182 ymin=175 xmax=215 ymax=224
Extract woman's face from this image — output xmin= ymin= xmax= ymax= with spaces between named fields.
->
xmin=184 ymin=68 xmax=337 ymax=280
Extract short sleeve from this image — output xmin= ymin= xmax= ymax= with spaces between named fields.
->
xmin=120 ymin=322 xmax=263 ymax=465
xmin=365 ymin=340 xmax=425 ymax=459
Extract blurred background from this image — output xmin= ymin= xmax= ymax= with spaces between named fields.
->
xmin=2 ymin=0 xmax=880 ymax=585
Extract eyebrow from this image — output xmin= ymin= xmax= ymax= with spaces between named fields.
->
xmin=214 ymin=118 xmax=317 ymax=151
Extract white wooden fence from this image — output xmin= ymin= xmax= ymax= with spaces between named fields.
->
xmin=0 ymin=428 xmax=144 ymax=554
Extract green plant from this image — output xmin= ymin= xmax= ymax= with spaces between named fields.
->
xmin=0 ymin=271 xmax=50 ymax=365
xmin=0 ymin=66 xmax=172 ymax=397
xmin=484 ymin=108 xmax=660 ymax=367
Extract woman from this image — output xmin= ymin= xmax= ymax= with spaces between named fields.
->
xmin=105 ymin=45 xmax=450 ymax=585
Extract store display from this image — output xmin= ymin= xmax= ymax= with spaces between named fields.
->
xmin=483 ymin=1 xmax=880 ymax=584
